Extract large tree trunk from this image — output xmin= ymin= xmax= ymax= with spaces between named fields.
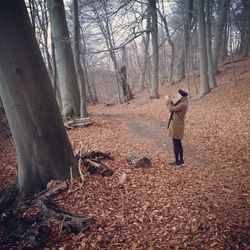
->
xmin=173 ymin=0 xmax=193 ymax=83
xmin=51 ymin=33 xmax=62 ymax=109
xmin=148 ymin=0 xmax=159 ymax=98
xmin=197 ymin=0 xmax=210 ymax=97
xmin=139 ymin=13 xmax=150 ymax=92
xmin=221 ymin=22 xmax=229 ymax=60
xmin=205 ymin=0 xmax=217 ymax=89
xmin=0 ymin=1 xmax=76 ymax=201
xmin=48 ymin=0 xmax=80 ymax=117
xmin=73 ymin=0 xmax=87 ymax=118
xmin=212 ymin=0 xmax=230 ymax=73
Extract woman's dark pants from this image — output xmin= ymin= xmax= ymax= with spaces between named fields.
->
xmin=172 ymin=138 xmax=184 ymax=164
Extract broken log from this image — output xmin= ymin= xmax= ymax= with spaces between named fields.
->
xmin=104 ymin=103 xmax=115 ymax=106
xmin=64 ymin=118 xmax=93 ymax=130
xmin=82 ymin=159 xmax=113 ymax=177
xmin=127 ymin=154 xmax=151 ymax=168
xmin=81 ymin=150 xmax=113 ymax=161
xmin=74 ymin=147 xmax=114 ymax=178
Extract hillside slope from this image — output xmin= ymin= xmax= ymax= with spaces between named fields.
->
xmin=0 ymin=58 xmax=249 ymax=249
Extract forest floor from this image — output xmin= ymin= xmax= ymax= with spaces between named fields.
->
xmin=0 ymin=58 xmax=249 ymax=249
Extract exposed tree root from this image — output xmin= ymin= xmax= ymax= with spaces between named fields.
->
xmin=0 ymin=181 xmax=93 ymax=249
xmin=0 ymin=184 xmax=19 ymax=212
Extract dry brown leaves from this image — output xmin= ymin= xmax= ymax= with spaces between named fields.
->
xmin=0 ymin=59 xmax=250 ymax=249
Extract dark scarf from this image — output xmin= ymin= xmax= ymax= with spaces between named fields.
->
xmin=167 ymin=98 xmax=183 ymax=129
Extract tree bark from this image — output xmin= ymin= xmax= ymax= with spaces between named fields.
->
xmin=148 ymin=0 xmax=159 ymax=98
xmin=158 ymin=4 xmax=175 ymax=84
xmin=0 ymin=1 xmax=76 ymax=201
xmin=173 ymin=0 xmax=193 ymax=83
xmin=205 ymin=0 xmax=217 ymax=89
xmin=212 ymin=0 xmax=230 ymax=73
xmin=120 ymin=46 xmax=132 ymax=101
xmin=139 ymin=13 xmax=151 ymax=92
xmin=197 ymin=0 xmax=210 ymax=97
xmin=51 ymin=33 xmax=62 ymax=109
xmin=47 ymin=0 xmax=80 ymax=117
xmin=73 ymin=0 xmax=87 ymax=118
xmin=90 ymin=71 xmax=98 ymax=103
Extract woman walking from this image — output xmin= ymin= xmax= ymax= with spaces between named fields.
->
xmin=165 ymin=89 xmax=188 ymax=166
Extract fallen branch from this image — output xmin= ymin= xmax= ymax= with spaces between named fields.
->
xmin=82 ymin=159 xmax=113 ymax=177
xmin=220 ymin=57 xmax=248 ymax=67
xmin=81 ymin=150 xmax=113 ymax=161
xmin=64 ymin=118 xmax=93 ymax=130
xmin=78 ymin=141 xmax=85 ymax=187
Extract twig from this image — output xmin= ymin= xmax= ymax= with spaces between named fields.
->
xmin=70 ymin=165 xmax=73 ymax=184
xmin=78 ymin=141 xmax=85 ymax=187
xmin=59 ymin=216 xmax=66 ymax=237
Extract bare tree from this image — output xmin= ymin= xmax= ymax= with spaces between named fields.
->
xmin=197 ymin=0 xmax=210 ymax=97
xmin=205 ymin=0 xmax=217 ymax=89
xmin=73 ymin=0 xmax=88 ymax=118
xmin=139 ymin=11 xmax=151 ymax=91
xmin=212 ymin=0 xmax=230 ymax=73
xmin=173 ymin=0 xmax=193 ymax=83
xmin=148 ymin=0 xmax=159 ymax=98
xmin=158 ymin=0 xmax=175 ymax=84
xmin=48 ymin=0 xmax=80 ymax=117
xmin=0 ymin=0 xmax=76 ymax=204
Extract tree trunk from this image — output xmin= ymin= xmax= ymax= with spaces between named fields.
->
xmin=0 ymin=0 xmax=76 ymax=201
xmin=139 ymin=13 xmax=151 ymax=92
xmin=120 ymin=46 xmax=132 ymax=102
xmin=212 ymin=0 xmax=230 ymax=73
xmin=158 ymin=4 xmax=175 ymax=84
xmin=90 ymin=71 xmax=98 ymax=103
xmin=84 ymin=67 xmax=94 ymax=104
xmin=51 ymin=33 xmax=62 ymax=109
xmin=205 ymin=0 xmax=217 ymax=89
xmin=47 ymin=0 xmax=80 ymax=117
xmin=173 ymin=0 xmax=193 ymax=83
xmin=197 ymin=0 xmax=210 ymax=97
xmin=148 ymin=0 xmax=159 ymax=98
xmin=73 ymin=0 xmax=87 ymax=118
xmin=221 ymin=22 xmax=229 ymax=60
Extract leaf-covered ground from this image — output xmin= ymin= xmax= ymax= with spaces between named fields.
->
xmin=0 ymin=58 xmax=249 ymax=249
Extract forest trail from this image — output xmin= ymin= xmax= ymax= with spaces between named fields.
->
xmin=127 ymin=116 xmax=211 ymax=165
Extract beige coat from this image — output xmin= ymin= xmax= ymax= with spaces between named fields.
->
xmin=166 ymin=97 xmax=188 ymax=140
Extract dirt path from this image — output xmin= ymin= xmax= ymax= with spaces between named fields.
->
xmin=127 ymin=116 xmax=211 ymax=166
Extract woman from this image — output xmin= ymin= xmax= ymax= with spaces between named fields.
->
xmin=165 ymin=89 xmax=188 ymax=166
